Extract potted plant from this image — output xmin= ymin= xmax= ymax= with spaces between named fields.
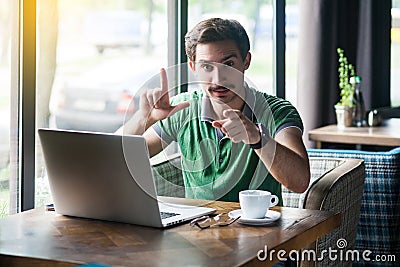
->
xmin=335 ymin=48 xmax=356 ymax=128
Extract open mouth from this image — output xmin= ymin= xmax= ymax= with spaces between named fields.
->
xmin=210 ymin=87 xmax=229 ymax=92
xmin=209 ymin=87 xmax=230 ymax=98
xmin=209 ymin=85 xmax=232 ymax=93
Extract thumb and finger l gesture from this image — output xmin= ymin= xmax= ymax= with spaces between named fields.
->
xmin=143 ymin=68 xmax=190 ymax=123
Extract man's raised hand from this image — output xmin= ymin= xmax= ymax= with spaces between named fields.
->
xmin=141 ymin=68 xmax=190 ymax=126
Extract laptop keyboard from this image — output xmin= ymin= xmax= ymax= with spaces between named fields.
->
xmin=160 ymin=211 xmax=180 ymax=219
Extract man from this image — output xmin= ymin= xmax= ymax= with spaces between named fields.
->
xmin=117 ymin=18 xmax=310 ymax=203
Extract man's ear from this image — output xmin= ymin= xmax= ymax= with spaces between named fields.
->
xmin=189 ymin=61 xmax=196 ymax=71
xmin=244 ymin=52 xmax=251 ymax=70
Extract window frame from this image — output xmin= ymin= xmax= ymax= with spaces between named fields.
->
xmin=274 ymin=0 xmax=286 ymax=99
xmin=20 ymin=0 xmax=37 ymax=211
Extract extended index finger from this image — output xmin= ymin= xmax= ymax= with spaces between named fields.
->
xmin=160 ymin=68 xmax=169 ymax=100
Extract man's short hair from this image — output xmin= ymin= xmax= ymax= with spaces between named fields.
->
xmin=184 ymin=18 xmax=250 ymax=62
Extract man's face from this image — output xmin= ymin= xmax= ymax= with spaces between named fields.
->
xmin=189 ymin=40 xmax=251 ymax=106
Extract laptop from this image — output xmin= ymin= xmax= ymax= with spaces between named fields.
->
xmin=38 ymin=128 xmax=215 ymax=228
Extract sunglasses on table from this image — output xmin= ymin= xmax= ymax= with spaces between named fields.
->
xmin=190 ymin=213 xmax=240 ymax=229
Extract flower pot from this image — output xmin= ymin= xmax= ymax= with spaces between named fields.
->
xmin=335 ymin=105 xmax=353 ymax=128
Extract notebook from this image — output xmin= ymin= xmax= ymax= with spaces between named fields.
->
xmin=38 ymin=128 xmax=215 ymax=228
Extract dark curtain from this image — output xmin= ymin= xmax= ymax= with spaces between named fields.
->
xmin=297 ymin=0 xmax=391 ymax=148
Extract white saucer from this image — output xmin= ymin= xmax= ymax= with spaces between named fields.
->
xmin=228 ymin=209 xmax=281 ymax=226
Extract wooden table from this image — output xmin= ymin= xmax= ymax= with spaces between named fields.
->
xmin=308 ymin=119 xmax=400 ymax=149
xmin=0 ymin=198 xmax=341 ymax=267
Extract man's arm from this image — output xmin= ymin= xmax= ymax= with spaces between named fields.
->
xmin=115 ymin=111 xmax=165 ymax=157
xmin=255 ymin=127 xmax=310 ymax=193
xmin=143 ymin=127 xmax=166 ymax=157
xmin=212 ymin=109 xmax=310 ymax=193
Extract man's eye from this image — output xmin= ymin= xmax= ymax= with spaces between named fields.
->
xmin=225 ymin=61 xmax=234 ymax=67
xmin=201 ymin=63 xmax=214 ymax=72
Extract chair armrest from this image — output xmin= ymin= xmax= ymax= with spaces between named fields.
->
xmin=304 ymin=158 xmax=365 ymax=211
xmin=300 ymin=158 xmax=365 ymax=267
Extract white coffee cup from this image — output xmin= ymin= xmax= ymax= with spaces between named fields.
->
xmin=239 ymin=190 xmax=279 ymax=219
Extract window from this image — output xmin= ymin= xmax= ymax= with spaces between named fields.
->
xmin=285 ymin=0 xmax=299 ymax=106
xmin=0 ymin=0 xmax=17 ymax=217
xmin=35 ymin=0 xmax=168 ymax=207
xmin=0 ymin=2 xmax=10 ymax=216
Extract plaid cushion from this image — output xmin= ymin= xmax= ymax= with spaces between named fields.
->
xmin=151 ymin=153 xmax=185 ymax=198
xmin=308 ymin=147 xmax=400 ymax=265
